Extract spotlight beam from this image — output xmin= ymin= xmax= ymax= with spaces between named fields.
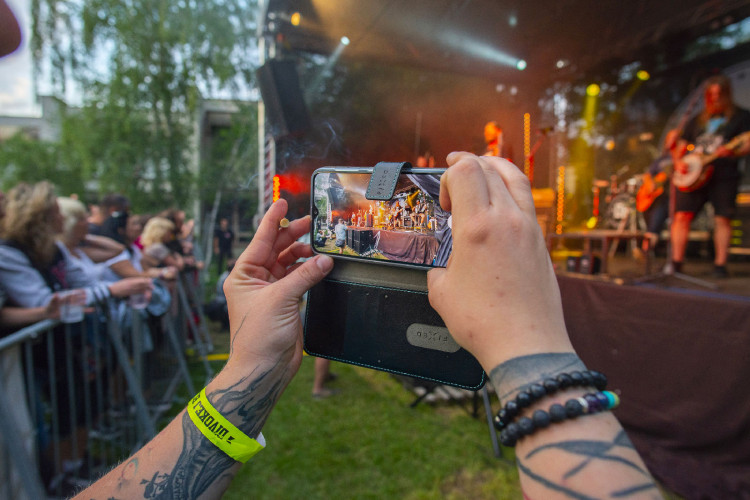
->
xmin=441 ymin=30 xmax=524 ymax=69
xmin=305 ymin=37 xmax=350 ymax=95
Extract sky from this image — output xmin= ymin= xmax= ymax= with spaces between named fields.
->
xmin=0 ymin=0 xmax=39 ymax=116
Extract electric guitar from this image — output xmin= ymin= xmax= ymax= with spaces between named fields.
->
xmin=636 ymin=169 xmax=669 ymax=212
xmin=672 ymin=131 xmax=750 ymax=192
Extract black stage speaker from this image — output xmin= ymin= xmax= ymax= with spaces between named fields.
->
xmin=349 ymin=230 xmax=373 ymax=254
xmin=256 ymin=60 xmax=311 ymax=138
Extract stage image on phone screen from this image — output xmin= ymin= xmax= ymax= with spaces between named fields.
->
xmin=312 ymin=170 xmax=452 ymax=267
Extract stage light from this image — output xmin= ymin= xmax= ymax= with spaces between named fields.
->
xmin=605 ymin=139 xmax=615 ymax=151
xmin=340 ymin=36 xmax=350 ymax=46
xmin=273 ymin=175 xmax=281 ymax=202
xmin=523 ymin=113 xmax=531 ymax=179
xmin=290 ymin=12 xmax=301 ymax=26
xmin=586 ymin=84 xmax=600 ymax=97
xmin=686 ymin=144 xmax=695 ymax=152
xmin=636 ymin=70 xmax=650 ymax=81
xmin=516 ymin=59 xmax=527 ymax=71
xmin=556 ymin=166 xmax=566 ymax=234
xmin=556 ymin=59 xmax=569 ymax=69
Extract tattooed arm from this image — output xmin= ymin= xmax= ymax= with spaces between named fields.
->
xmin=428 ymin=153 xmax=662 ymax=499
xmin=74 ymin=199 xmax=334 ymax=500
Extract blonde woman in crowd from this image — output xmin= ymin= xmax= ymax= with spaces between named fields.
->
xmin=141 ymin=216 xmax=185 ymax=271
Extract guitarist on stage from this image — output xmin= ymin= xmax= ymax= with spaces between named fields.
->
xmin=670 ymin=74 xmax=750 ymax=278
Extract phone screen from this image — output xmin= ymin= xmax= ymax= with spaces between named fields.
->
xmin=311 ymin=169 xmax=451 ymax=268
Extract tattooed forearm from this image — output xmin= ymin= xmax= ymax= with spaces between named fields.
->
xmin=518 ymin=429 xmax=660 ymax=499
xmin=490 ymin=352 xmax=586 ymax=401
xmin=141 ymin=413 xmax=236 ymax=498
xmin=141 ymin=364 xmax=289 ymax=499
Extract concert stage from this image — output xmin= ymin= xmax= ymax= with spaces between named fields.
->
xmin=346 ymin=227 xmax=438 ymax=265
xmin=555 ymin=256 xmax=750 ymax=499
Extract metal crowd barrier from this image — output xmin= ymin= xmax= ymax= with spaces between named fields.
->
xmin=0 ymin=272 xmax=215 ymax=498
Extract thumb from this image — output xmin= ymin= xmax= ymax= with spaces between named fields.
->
xmin=426 ymin=267 xmax=447 ymax=312
xmin=275 ymin=255 xmax=334 ymax=299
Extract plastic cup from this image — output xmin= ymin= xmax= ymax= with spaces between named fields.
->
xmin=129 ymin=293 xmax=149 ymax=310
xmin=59 ymin=290 xmax=85 ymax=323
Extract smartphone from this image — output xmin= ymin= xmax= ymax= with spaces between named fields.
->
xmin=310 ymin=167 xmax=450 ymax=269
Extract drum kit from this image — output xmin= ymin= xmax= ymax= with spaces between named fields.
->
xmin=592 ymin=171 xmax=646 ymax=231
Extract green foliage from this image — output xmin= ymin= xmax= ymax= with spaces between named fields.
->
xmin=198 ymin=103 xmax=259 ymax=205
xmin=25 ymin=0 xmax=260 ymax=211
xmin=0 ymin=132 xmax=84 ymax=196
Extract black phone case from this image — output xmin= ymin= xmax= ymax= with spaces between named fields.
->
xmin=303 ymin=262 xmax=486 ymax=390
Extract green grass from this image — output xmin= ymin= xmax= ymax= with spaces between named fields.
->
xmin=184 ymin=318 xmax=521 ymax=499
xmin=182 ymin=320 xmax=684 ymax=500
xmin=216 ymin=356 xmax=521 ymax=499
xmin=316 ymin=238 xmax=389 ymax=260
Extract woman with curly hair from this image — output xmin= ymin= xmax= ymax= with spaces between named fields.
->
xmin=0 ymin=183 xmax=151 ymax=308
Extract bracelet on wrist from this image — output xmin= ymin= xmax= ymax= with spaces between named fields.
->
xmin=498 ymin=390 xmax=620 ymax=447
xmin=494 ymin=369 xmax=607 ymax=430
xmin=187 ymin=388 xmax=265 ymax=463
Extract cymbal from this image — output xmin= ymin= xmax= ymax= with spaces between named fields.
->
xmin=593 ymin=180 xmax=610 ymax=188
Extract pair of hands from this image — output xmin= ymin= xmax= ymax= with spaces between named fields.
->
xmin=222 ymin=152 xmax=572 ymax=379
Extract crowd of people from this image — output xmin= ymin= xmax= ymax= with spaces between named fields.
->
xmin=0 ymin=181 xmax=239 ymax=495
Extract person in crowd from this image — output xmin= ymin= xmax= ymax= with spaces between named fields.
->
xmin=204 ymin=259 xmax=235 ymax=331
xmin=141 ymin=217 xmax=185 ymax=271
xmin=56 ymin=197 xmax=154 ymax=297
xmin=333 ymin=218 xmax=347 ymax=254
xmin=159 ymin=208 xmax=204 ymax=272
xmin=0 ymin=182 xmax=151 ymax=494
xmin=0 ymin=183 xmax=150 ymax=308
xmin=670 ymin=74 xmax=750 ymax=277
xmin=0 ymin=292 xmax=61 ymax=330
xmin=312 ymin=357 xmax=337 ymax=399
xmin=99 ymin=211 xmax=177 ymax=282
xmin=213 ymin=217 xmax=235 ymax=276
xmin=88 ymin=193 xmax=130 ymax=236
xmin=75 ymin=153 xmax=659 ymax=499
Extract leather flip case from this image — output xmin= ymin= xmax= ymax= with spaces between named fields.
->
xmin=303 ymin=260 xmax=486 ymax=390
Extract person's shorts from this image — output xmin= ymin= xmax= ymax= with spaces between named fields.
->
xmin=335 ymin=239 xmax=345 ymax=248
xmin=674 ymin=175 xmax=739 ymax=218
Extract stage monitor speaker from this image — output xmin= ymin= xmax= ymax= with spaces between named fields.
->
xmin=256 ymin=60 xmax=311 ymax=139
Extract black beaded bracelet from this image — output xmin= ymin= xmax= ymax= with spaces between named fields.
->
xmin=494 ymin=370 xmax=607 ymax=431
xmin=499 ymin=390 xmax=620 ymax=447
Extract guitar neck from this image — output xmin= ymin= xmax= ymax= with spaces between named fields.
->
xmin=699 ymin=131 xmax=750 ymax=167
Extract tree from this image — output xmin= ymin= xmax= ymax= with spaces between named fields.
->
xmin=25 ymin=0 xmax=260 ymax=211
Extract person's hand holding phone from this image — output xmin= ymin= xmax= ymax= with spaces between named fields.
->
xmin=222 ymin=199 xmax=334 ymax=379
xmin=427 ymin=152 xmax=575 ymax=372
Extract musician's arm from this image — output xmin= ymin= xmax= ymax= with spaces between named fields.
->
xmin=670 ymin=138 xmax=689 ymax=174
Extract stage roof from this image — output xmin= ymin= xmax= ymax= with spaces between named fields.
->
xmin=263 ymin=0 xmax=750 ymax=84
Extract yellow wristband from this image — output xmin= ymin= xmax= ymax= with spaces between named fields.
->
xmin=187 ymin=388 xmax=265 ymax=463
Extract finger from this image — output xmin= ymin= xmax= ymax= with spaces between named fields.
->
xmin=237 ymin=199 xmax=289 ymax=267
xmin=271 ymin=215 xmax=311 ymax=256
xmin=277 ymin=241 xmax=314 ymax=269
xmin=441 ymin=152 xmax=491 ymax=220
xmin=272 ymin=254 xmax=334 ymax=299
xmin=426 ymin=267 xmax=447 ymax=314
xmin=474 ymin=156 xmax=515 ymax=209
xmin=486 ymin=157 xmax=536 ymax=216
